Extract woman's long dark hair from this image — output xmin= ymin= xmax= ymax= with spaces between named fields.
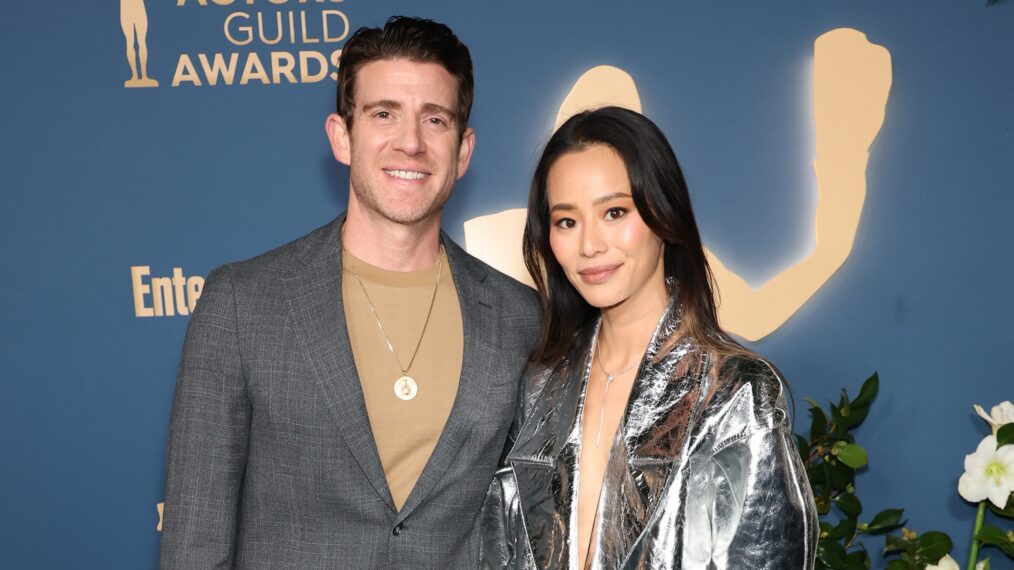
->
xmin=524 ymin=106 xmax=736 ymax=366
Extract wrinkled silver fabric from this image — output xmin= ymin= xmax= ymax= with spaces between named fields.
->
xmin=480 ymin=300 xmax=818 ymax=569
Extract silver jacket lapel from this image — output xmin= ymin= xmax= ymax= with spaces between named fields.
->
xmin=509 ymin=300 xmax=711 ymax=568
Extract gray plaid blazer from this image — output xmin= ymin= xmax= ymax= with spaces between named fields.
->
xmin=160 ymin=216 xmax=540 ymax=569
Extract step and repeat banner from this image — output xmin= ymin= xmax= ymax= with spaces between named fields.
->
xmin=1 ymin=1 xmax=1011 ymax=567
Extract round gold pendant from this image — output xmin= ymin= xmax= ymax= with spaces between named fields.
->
xmin=393 ymin=376 xmax=418 ymax=401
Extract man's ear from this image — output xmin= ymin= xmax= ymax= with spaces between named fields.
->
xmin=455 ymin=127 xmax=476 ymax=179
xmin=325 ymin=113 xmax=351 ymax=166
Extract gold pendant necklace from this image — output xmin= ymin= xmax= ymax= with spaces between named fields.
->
xmin=344 ymin=247 xmax=443 ymax=402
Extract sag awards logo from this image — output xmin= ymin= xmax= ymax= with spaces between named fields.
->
xmin=121 ymin=0 xmax=352 ymax=89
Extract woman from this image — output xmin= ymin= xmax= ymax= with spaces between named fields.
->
xmin=480 ymin=107 xmax=818 ymax=569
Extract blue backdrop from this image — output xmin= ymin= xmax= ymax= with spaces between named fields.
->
xmin=1 ymin=1 xmax=1011 ymax=567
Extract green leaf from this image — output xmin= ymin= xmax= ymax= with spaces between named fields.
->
xmin=814 ymin=494 xmax=831 ymax=515
xmin=811 ymin=407 xmax=829 ymax=440
xmin=851 ymin=372 xmax=879 ymax=408
xmin=836 ymin=493 xmax=863 ymax=517
xmin=915 ymin=531 xmax=952 ymax=563
xmin=976 ymin=524 xmax=1009 ymax=543
xmin=978 ymin=558 xmax=991 ymax=570
xmin=818 ymin=539 xmax=849 ymax=569
xmin=884 ymin=534 xmax=911 ymax=554
xmin=830 ymin=404 xmax=848 ymax=438
xmin=864 ymin=508 xmax=906 ymax=535
xmin=835 ymin=443 xmax=869 ymax=469
xmin=843 ymin=404 xmax=870 ymax=429
xmin=844 ymin=549 xmax=868 ymax=569
xmin=884 ymin=560 xmax=911 ymax=570
xmin=808 ymin=463 xmax=827 ymax=485
xmin=997 ymin=423 xmax=1014 ymax=448
xmin=997 ymin=541 xmax=1014 ymax=558
xmin=796 ymin=433 xmax=809 ymax=453
xmin=986 ymin=493 xmax=1014 ymax=519
xmin=826 ymin=517 xmax=857 ymax=541
xmin=839 ymin=390 xmax=852 ymax=418
xmin=828 ymin=461 xmax=854 ymax=491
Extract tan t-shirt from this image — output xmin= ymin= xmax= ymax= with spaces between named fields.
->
xmin=341 ymin=248 xmax=463 ymax=511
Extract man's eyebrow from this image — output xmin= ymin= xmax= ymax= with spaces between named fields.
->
xmin=360 ymin=101 xmax=456 ymax=121
xmin=420 ymin=102 xmax=456 ymax=119
xmin=360 ymin=100 xmax=402 ymax=113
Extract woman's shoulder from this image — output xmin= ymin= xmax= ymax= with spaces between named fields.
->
xmin=704 ymin=352 xmax=791 ymax=432
xmin=716 ymin=353 xmax=782 ymax=387
xmin=521 ymin=362 xmax=555 ymax=398
xmin=517 ymin=360 xmax=565 ymax=423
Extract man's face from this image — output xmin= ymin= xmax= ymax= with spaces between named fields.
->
xmin=326 ymin=59 xmax=475 ymax=227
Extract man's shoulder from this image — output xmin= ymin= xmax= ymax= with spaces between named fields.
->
xmin=207 ymin=217 xmax=340 ymax=290
xmin=218 ymin=217 xmax=340 ymax=275
xmin=443 ymin=236 xmax=539 ymax=317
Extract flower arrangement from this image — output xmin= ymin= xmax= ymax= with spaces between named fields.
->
xmin=952 ymin=402 xmax=1014 ymax=569
xmin=800 ymin=375 xmax=1013 ymax=569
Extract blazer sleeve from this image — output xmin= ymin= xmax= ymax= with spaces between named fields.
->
xmin=478 ymin=466 xmax=529 ymax=570
xmin=683 ymin=375 xmax=819 ymax=570
xmin=711 ymin=426 xmax=818 ymax=569
xmin=160 ymin=266 xmax=252 ymax=570
xmin=479 ymin=363 xmax=551 ymax=570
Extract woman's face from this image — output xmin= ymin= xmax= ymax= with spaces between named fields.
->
xmin=546 ymin=144 xmax=666 ymax=310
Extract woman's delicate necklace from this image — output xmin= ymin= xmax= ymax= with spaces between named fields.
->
xmin=344 ymin=247 xmax=443 ymax=401
xmin=593 ymin=337 xmax=641 ymax=447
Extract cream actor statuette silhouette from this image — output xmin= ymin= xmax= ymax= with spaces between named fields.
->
xmin=121 ymin=0 xmax=158 ymax=88
xmin=464 ymin=27 xmax=892 ymax=341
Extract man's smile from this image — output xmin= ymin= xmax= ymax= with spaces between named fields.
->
xmin=384 ymin=168 xmax=429 ymax=181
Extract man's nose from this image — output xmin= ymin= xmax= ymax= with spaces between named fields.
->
xmin=393 ymin=120 xmax=425 ymax=155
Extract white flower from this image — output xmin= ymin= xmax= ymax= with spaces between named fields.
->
xmin=925 ymin=554 xmax=959 ymax=570
xmin=974 ymin=401 xmax=1014 ymax=435
xmin=958 ymin=435 xmax=1014 ymax=508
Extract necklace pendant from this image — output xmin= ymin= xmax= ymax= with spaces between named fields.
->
xmin=393 ymin=375 xmax=418 ymax=401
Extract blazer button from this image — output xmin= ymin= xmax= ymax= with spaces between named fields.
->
xmin=392 ymin=523 xmax=403 ymax=536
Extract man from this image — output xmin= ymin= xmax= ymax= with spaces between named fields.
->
xmin=160 ymin=16 xmax=540 ymax=569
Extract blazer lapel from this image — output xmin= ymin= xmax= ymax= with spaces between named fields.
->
xmin=282 ymin=218 xmax=397 ymax=513
xmin=594 ymin=299 xmax=711 ymax=567
xmin=396 ymin=237 xmax=500 ymax=521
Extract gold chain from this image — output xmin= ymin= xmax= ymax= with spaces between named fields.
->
xmin=344 ymin=247 xmax=443 ymax=377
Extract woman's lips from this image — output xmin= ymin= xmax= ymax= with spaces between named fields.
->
xmin=578 ymin=263 xmax=621 ymax=284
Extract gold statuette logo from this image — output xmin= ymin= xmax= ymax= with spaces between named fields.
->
xmin=121 ymin=0 xmax=159 ymax=87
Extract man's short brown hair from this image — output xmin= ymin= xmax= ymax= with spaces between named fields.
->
xmin=336 ymin=16 xmax=474 ymax=138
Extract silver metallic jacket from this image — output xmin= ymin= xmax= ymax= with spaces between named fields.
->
xmin=480 ymin=301 xmax=819 ymax=569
